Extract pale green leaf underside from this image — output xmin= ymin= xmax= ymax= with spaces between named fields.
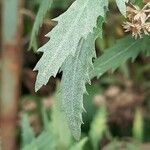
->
xmin=92 ymin=35 xmax=150 ymax=78
xmin=34 ymin=0 xmax=108 ymax=91
xmin=116 ymin=0 xmax=128 ymax=16
xmin=30 ymin=0 xmax=53 ymax=50
xmin=59 ymin=19 xmax=104 ymax=140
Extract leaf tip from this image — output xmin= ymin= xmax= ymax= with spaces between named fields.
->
xmin=35 ymin=80 xmax=42 ymax=92
xmin=73 ymin=132 xmax=81 ymax=141
xmin=70 ymin=122 xmax=82 ymax=141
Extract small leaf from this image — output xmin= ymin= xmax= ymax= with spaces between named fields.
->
xmin=91 ymin=35 xmax=150 ymax=79
xmin=89 ymin=105 xmax=107 ymax=150
xmin=21 ymin=114 xmax=35 ymax=147
xmin=30 ymin=0 xmax=53 ymax=50
xmin=22 ymin=129 xmax=56 ymax=150
xmin=116 ymin=0 xmax=128 ymax=16
xmin=133 ymin=108 xmax=143 ymax=142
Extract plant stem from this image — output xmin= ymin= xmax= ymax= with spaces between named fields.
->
xmin=0 ymin=0 xmax=24 ymax=149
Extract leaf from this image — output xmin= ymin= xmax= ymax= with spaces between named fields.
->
xmin=91 ymin=35 xmax=150 ymax=79
xmin=82 ymin=84 xmax=100 ymax=129
xmin=52 ymin=0 xmax=74 ymax=9
xmin=30 ymin=0 xmax=53 ymax=50
xmin=34 ymin=0 xmax=108 ymax=91
xmin=59 ymin=19 xmax=104 ymax=140
xmin=116 ymin=0 xmax=128 ymax=16
xmin=22 ymin=90 xmax=73 ymax=150
xmin=89 ymin=105 xmax=107 ymax=150
xmin=133 ymin=108 xmax=143 ymax=142
xmin=21 ymin=114 xmax=35 ymax=147
xmin=51 ymin=94 xmax=72 ymax=149
xmin=22 ymin=128 xmax=56 ymax=150
xmin=41 ymin=107 xmax=50 ymax=130
xmin=142 ymin=35 xmax=150 ymax=55
xmin=69 ymin=137 xmax=88 ymax=150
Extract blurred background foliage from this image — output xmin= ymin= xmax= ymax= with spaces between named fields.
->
xmin=0 ymin=0 xmax=150 ymax=150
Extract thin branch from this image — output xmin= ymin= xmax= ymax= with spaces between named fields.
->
xmin=20 ymin=8 xmax=56 ymax=27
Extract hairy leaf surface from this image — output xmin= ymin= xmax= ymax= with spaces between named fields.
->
xmin=34 ymin=0 xmax=108 ymax=91
xmin=59 ymin=19 xmax=103 ymax=139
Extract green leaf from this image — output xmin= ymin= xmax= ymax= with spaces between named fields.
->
xmin=41 ymin=107 xmax=50 ymax=130
xmin=22 ymin=91 xmax=73 ymax=150
xmin=142 ymin=35 xmax=150 ymax=55
xmin=34 ymin=0 xmax=108 ymax=91
xmin=22 ymin=128 xmax=56 ymax=150
xmin=59 ymin=19 xmax=104 ymax=140
xmin=133 ymin=108 xmax=143 ymax=142
xmin=92 ymin=35 xmax=150 ymax=79
xmin=51 ymin=94 xmax=72 ymax=149
xmin=116 ymin=0 xmax=128 ymax=16
xmin=21 ymin=114 xmax=35 ymax=147
xmin=52 ymin=0 xmax=74 ymax=9
xmin=29 ymin=0 xmax=53 ymax=50
xmin=69 ymin=137 xmax=88 ymax=150
xmin=89 ymin=105 xmax=107 ymax=150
